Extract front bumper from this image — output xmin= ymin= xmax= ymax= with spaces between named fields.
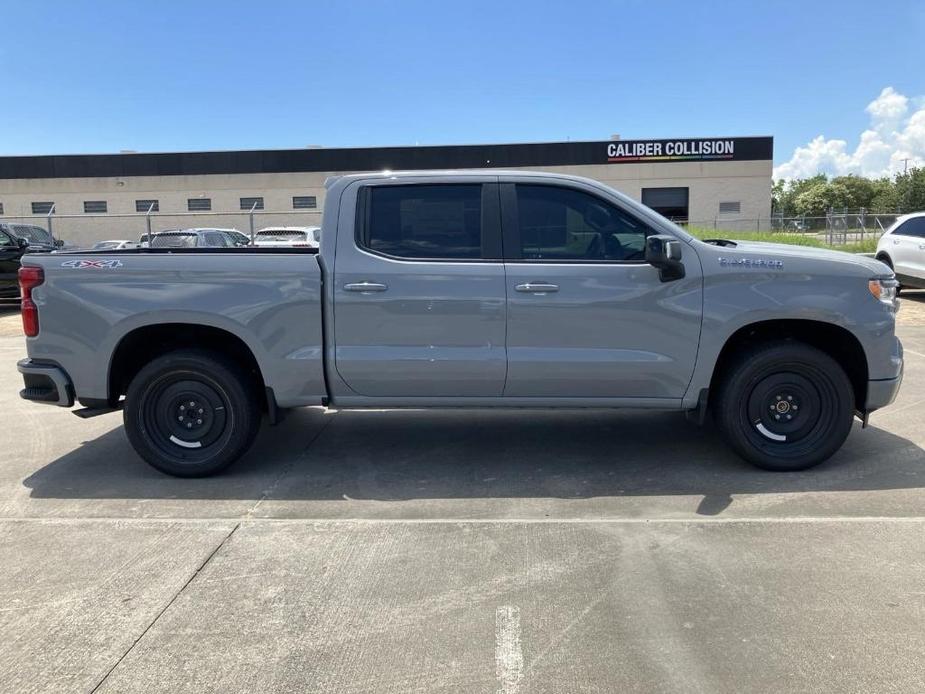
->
xmin=17 ymin=359 xmax=74 ymax=407
xmin=866 ymin=335 xmax=903 ymax=411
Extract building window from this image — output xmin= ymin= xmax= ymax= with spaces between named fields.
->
xmin=83 ymin=200 xmax=108 ymax=214
xmin=641 ymin=187 xmax=689 ymax=221
xmin=292 ymin=195 xmax=317 ymax=210
xmin=0 ymin=202 xmax=4 ymax=216
xmin=188 ymin=198 xmax=211 ymax=211
xmin=31 ymin=201 xmax=55 ymax=215
xmin=135 ymin=199 xmax=159 ymax=213
xmin=719 ymin=201 xmax=741 ymax=215
xmin=240 ymin=196 xmax=264 ymax=211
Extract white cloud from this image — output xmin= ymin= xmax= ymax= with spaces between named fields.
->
xmin=774 ymin=87 xmax=925 ymax=180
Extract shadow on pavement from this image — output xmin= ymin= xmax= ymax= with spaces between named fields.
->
xmin=22 ymin=406 xmax=925 ymax=514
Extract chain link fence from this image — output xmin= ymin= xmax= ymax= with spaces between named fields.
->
xmin=0 ymin=209 xmax=323 ymax=249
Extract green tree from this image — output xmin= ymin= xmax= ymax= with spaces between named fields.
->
xmin=895 ymin=168 xmax=925 ymax=212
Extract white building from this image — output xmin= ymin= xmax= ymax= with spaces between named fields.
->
xmin=0 ymin=137 xmax=772 ymax=246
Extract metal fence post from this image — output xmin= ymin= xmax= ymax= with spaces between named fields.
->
xmin=249 ymin=201 xmax=259 ymax=244
xmin=145 ymin=202 xmax=155 ymax=243
xmin=46 ymin=203 xmax=56 ymax=245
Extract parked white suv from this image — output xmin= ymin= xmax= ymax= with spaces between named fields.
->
xmin=876 ymin=212 xmax=925 ymax=289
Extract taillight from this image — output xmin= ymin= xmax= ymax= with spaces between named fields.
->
xmin=19 ymin=266 xmax=44 ymax=337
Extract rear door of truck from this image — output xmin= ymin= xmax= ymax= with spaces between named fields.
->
xmin=331 ymin=176 xmax=507 ymax=397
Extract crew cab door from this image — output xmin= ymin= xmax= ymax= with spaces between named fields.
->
xmin=332 ymin=178 xmax=507 ymax=397
xmin=500 ymin=181 xmax=702 ymax=399
xmin=888 ymin=217 xmax=925 ymax=280
xmin=0 ymin=228 xmax=25 ymax=292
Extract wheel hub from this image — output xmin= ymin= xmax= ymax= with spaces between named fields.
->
xmin=748 ymin=374 xmax=820 ymax=444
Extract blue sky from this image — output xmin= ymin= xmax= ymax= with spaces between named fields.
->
xmin=1 ymin=0 xmax=923 ymax=177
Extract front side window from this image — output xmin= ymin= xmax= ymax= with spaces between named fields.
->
xmin=0 ymin=229 xmax=15 ymax=247
xmin=515 ymin=185 xmax=651 ymax=262
xmin=360 ymin=184 xmax=483 ymax=260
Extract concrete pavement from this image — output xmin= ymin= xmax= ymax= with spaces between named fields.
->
xmin=1 ymin=303 xmax=925 ymax=693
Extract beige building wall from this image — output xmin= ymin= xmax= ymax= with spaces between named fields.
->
xmin=0 ymin=159 xmax=771 ymax=247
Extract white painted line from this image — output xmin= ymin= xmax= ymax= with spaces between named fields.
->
xmin=495 ymin=606 xmax=524 ymax=694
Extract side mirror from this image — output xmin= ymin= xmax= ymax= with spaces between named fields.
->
xmin=645 ymin=234 xmax=685 ymax=282
xmin=17 ymin=237 xmax=29 ymax=249
xmin=55 ymin=239 xmax=64 ymax=248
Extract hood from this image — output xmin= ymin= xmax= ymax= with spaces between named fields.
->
xmin=701 ymin=239 xmax=891 ymax=277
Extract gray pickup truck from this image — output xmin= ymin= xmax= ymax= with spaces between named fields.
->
xmin=16 ymin=171 xmax=903 ymax=476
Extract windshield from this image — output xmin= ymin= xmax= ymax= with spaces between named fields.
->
xmin=151 ymin=233 xmax=197 ymax=248
xmin=93 ymin=241 xmax=120 ymax=250
xmin=12 ymin=225 xmax=52 ymax=244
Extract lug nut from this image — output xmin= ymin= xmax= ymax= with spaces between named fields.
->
xmin=787 ymin=395 xmax=793 ymax=401
xmin=775 ymin=414 xmax=781 ymax=420
xmin=186 ymin=423 xmax=192 ymax=429
xmin=178 ymin=416 xmax=183 ymax=422
xmin=196 ymin=419 xmax=202 ymax=425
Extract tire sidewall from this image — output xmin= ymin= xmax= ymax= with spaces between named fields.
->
xmin=124 ymin=350 xmax=259 ymax=477
xmin=716 ymin=343 xmax=854 ymax=471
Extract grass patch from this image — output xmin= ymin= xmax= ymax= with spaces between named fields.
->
xmin=685 ymin=227 xmax=879 ymax=254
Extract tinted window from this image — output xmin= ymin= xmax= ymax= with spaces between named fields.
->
xmin=361 ymin=184 xmax=482 ymax=259
xmin=894 ymin=217 xmax=925 ymax=238
xmin=0 ymin=230 xmax=15 ymax=247
xmin=135 ymin=199 xmax=159 ymax=212
xmin=188 ymin=198 xmax=211 ymax=211
xmin=152 ymin=233 xmax=197 ymax=248
xmin=13 ymin=225 xmax=52 ymax=244
xmin=515 ymin=185 xmax=651 ymax=261
xmin=293 ymin=195 xmax=317 ymax=209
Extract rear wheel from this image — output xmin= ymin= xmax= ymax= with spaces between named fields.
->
xmin=714 ymin=341 xmax=854 ymax=471
xmin=124 ymin=349 xmax=261 ymax=477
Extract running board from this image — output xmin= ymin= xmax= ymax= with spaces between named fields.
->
xmin=73 ymin=403 xmax=123 ymax=419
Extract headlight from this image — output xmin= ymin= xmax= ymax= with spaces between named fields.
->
xmin=869 ymin=278 xmax=899 ymax=309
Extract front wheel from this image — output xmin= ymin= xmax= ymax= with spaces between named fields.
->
xmin=124 ymin=349 xmax=261 ymax=477
xmin=713 ymin=341 xmax=855 ymax=471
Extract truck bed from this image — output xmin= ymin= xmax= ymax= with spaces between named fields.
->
xmin=21 ymin=250 xmax=327 ymax=409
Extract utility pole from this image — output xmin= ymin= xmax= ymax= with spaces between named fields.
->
xmin=900 ymin=158 xmax=911 ymax=173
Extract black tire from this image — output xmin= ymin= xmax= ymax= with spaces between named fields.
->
xmin=123 ymin=349 xmax=261 ymax=477
xmin=713 ymin=341 xmax=854 ymax=471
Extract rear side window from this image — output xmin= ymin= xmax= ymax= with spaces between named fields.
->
xmin=360 ymin=184 xmax=483 ymax=259
xmin=894 ymin=217 xmax=925 ymax=238
xmin=514 ymin=185 xmax=652 ymax=262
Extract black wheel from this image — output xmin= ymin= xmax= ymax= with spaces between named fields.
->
xmin=124 ymin=349 xmax=261 ymax=477
xmin=713 ymin=341 xmax=854 ymax=471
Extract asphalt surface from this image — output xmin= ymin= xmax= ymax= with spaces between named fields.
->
xmin=1 ymin=301 xmax=925 ymax=693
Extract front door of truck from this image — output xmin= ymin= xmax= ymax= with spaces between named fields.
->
xmin=332 ymin=179 xmax=507 ymax=397
xmin=500 ymin=181 xmax=702 ymax=399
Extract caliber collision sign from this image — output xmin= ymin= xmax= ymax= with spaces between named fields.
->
xmin=605 ymin=137 xmax=771 ymax=164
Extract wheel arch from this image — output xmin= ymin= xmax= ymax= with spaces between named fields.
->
xmin=708 ymin=319 xmax=868 ymax=411
xmin=108 ymin=323 xmax=267 ymax=409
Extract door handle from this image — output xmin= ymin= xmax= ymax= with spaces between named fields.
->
xmin=343 ymin=281 xmax=388 ymax=293
xmin=515 ymin=282 xmax=559 ymax=293
xmin=919 ymin=245 xmax=925 ymax=250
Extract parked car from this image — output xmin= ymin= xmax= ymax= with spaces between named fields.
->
xmin=254 ymin=226 xmax=321 ymax=248
xmin=0 ymin=223 xmax=64 ymax=252
xmin=17 ymin=170 xmax=902 ymax=477
xmin=875 ymin=212 xmax=925 ymax=289
xmin=149 ymin=229 xmax=238 ymax=248
xmin=219 ymin=229 xmax=252 ymax=246
xmin=0 ymin=225 xmax=29 ymax=299
xmin=92 ymin=240 xmax=139 ymax=251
